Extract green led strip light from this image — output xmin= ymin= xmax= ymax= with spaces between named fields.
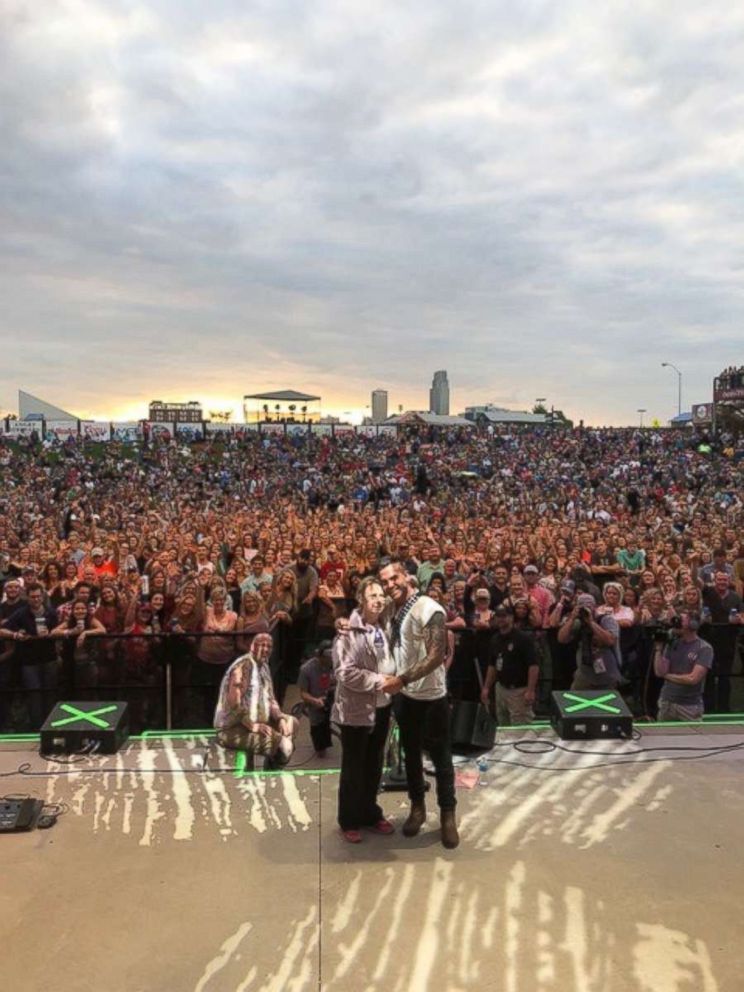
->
xmin=2 ymin=714 xmax=744 ymax=744
xmin=231 ymin=752 xmax=340 ymax=778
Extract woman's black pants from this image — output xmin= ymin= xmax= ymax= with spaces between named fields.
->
xmin=338 ymin=706 xmax=391 ymax=831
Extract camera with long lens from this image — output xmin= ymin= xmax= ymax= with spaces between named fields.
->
xmin=646 ymin=616 xmax=681 ymax=643
xmin=577 ymin=605 xmax=593 ymax=624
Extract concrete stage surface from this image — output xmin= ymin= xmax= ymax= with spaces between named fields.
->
xmin=1 ymin=721 xmax=742 ymax=992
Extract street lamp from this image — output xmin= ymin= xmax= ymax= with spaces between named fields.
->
xmin=637 ymin=408 xmax=646 ymax=427
xmin=661 ymin=362 xmax=682 ymax=418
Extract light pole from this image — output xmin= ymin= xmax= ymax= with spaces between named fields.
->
xmin=637 ymin=408 xmax=646 ymax=427
xmin=661 ymin=362 xmax=682 ymax=418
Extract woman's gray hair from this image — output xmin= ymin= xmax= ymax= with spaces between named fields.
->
xmin=603 ymin=582 xmax=624 ymax=602
xmin=356 ymin=575 xmax=385 ymax=606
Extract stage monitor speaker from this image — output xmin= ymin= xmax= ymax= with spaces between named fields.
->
xmin=40 ymin=701 xmax=129 ymax=755
xmin=450 ymin=700 xmax=497 ymax=751
xmin=550 ymin=690 xmax=633 ymax=741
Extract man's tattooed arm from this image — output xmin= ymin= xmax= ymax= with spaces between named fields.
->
xmin=400 ymin=612 xmax=447 ymax=686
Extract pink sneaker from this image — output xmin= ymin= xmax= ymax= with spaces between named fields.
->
xmin=340 ymin=828 xmax=363 ymax=844
xmin=367 ymin=819 xmax=395 ymax=835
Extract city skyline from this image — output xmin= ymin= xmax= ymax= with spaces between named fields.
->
xmin=1 ymin=365 xmax=726 ymax=426
xmin=2 ymin=3 xmax=743 ymax=427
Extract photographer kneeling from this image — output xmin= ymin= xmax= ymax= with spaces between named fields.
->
xmin=653 ymin=612 xmax=713 ymax=722
xmin=557 ymin=593 xmax=621 ymax=691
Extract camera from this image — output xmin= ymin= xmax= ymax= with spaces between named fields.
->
xmin=646 ymin=616 xmax=681 ymax=643
xmin=578 ymin=606 xmax=593 ymax=623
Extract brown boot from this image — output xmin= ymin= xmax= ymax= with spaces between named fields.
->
xmin=440 ymin=809 xmax=459 ymax=849
xmin=402 ymin=800 xmax=427 ymax=837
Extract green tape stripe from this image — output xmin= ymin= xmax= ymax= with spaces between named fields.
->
xmin=3 ymin=715 xmax=744 ymax=744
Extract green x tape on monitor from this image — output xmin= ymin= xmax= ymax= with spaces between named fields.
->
xmin=561 ymin=692 xmax=623 ymax=715
xmin=550 ymin=690 xmax=633 ymax=741
xmin=50 ymin=703 xmax=120 ymax=729
xmin=40 ymin=701 xmax=130 ymax=755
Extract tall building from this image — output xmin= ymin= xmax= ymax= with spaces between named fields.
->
xmin=429 ymin=370 xmax=450 ymax=416
xmin=371 ymin=389 xmax=388 ymax=423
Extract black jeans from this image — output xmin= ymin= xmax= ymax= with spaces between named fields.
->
xmin=310 ymin=717 xmax=333 ymax=752
xmin=394 ymin=694 xmax=456 ymax=811
xmin=338 ymin=706 xmax=391 ymax=830
xmin=704 ymin=630 xmax=739 ymax=714
xmin=21 ymin=660 xmax=59 ymax=730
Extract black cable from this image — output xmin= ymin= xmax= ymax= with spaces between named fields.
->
xmin=546 ymin=738 xmax=744 ymax=756
xmin=12 ymin=761 xmax=237 ymax=777
xmin=38 ymin=753 xmax=88 ymax=765
xmin=284 ymin=753 xmax=339 ymax=770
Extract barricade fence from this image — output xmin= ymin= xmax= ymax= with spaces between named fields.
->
xmin=0 ymin=626 xmax=741 ymax=735
xmin=1 ymin=417 xmax=402 ymax=442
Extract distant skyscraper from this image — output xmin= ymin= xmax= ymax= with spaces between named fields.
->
xmin=429 ymin=371 xmax=450 ymax=416
xmin=371 ymin=389 xmax=388 ymax=423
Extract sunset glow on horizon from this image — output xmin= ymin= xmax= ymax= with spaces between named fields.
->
xmin=3 ymin=3 xmax=741 ymax=428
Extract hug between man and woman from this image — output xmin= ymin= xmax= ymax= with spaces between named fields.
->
xmin=213 ymin=560 xmax=460 ymax=850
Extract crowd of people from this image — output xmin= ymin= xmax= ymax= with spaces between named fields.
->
xmin=717 ymin=366 xmax=744 ymax=391
xmin=0 ymin=423 xmax=743 ymax=736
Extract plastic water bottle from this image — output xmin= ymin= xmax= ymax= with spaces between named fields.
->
xmin=477 ymin=755 xmax=489 ymax=786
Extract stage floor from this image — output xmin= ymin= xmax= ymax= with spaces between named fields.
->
xmin=1 ymin=720 xmax=742 ymax=992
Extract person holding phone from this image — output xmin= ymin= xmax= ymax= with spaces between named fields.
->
xmin=52 ymin=599 xmax=105 ymax=694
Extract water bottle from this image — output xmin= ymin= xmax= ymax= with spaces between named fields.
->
xmin=477 ymin=755 xmax=489 ymax=786
xmin=730 ymin=608 xmax=740 ymax=624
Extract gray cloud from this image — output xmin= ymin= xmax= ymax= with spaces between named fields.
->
xmin=2 ymin=0 xmax=743 ymax=424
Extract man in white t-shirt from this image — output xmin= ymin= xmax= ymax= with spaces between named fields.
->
xmin=378 ymin=560 xmax=459 ymax=850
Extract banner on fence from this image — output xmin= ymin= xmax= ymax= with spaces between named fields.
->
xmin=311 ymin=423 xmax=333 ymax=436
xmin=175 ymin=424 xmax=204 ymax=441
xmin=46 ymin=420 xmax=78 ymax=441
xmin=4 ymin=420 xmax=38 ymax=437
xmin=111 ymin=421 xmax=141 ymax=442
xmin=356 ymin=425 xmax=378 ymax=437
xmin=260 ymin=423 xmax=285 ymax=435
xmin=205 ymin=422 xmax=234 ymax=434
xmin=287 ymin=424 xmax=310 ymax=436
xmin=146 ymin=422 xmax=175 ymax=441
xmin=378 ymin=425 xmax=397 ymax=436
xmin=81 ymin=420 xmax=111 ymax=441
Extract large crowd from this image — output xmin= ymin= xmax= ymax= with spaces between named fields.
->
xmin=0 ymin=423 xmax=742 ymax=733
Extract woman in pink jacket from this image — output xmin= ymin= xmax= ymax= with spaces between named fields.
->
xmin=332 ymin=576 xmax=395 ymax=843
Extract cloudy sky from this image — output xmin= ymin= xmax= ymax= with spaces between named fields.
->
xmin=2 ymin=1 xmax=743 ymax=425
